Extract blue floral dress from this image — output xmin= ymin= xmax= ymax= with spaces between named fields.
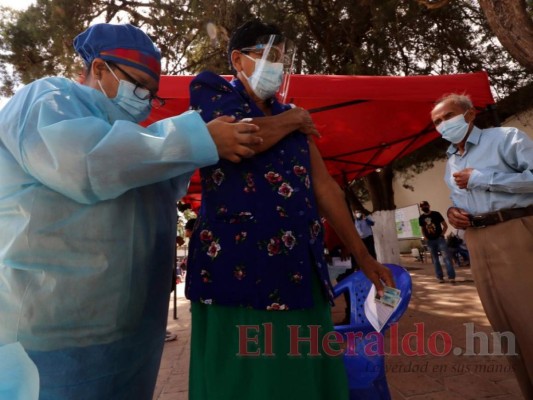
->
xmin=186 ymin=71 xmax=334 ymax=310
xmin=186 ymin=71 xmax=348 ymax=400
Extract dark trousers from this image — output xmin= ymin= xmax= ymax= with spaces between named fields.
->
xmin=362 ymin=235 xmax=376 ymax=259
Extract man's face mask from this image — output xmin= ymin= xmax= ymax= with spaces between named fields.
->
xmin=435 ymin=112 xmax=469 ymax=144
xmin=421 ymin=206 xmax=430 ymax=213
xmin=241 ymin=54 xmax=284 ymax=100
xmin=97 ymin=63 xmax=152 ymax=122
xmin=355 ymin=212 xmax=362 ymax=219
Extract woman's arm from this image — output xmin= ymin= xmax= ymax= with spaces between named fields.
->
xmin=189 ymin=72 xmax=318 ymax=155
xmin=308 ymin=138 xmax=394 ymax=294
xmin=242 ymin=107 xmax=320 ymax=153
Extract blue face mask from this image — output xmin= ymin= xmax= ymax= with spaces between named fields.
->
xmin=436 ymin=112 xmax=470 ymax=144
xmin=242 ymin=54 xmax=284 ymax=100
xmin=98 ymin=63 xmax=152 ymax=122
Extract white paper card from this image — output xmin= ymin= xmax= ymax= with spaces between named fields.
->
xmin=364 ymin=285 xmax=401 ymax=332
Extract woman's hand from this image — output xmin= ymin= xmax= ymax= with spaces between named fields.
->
xmin=357 ymin=253 xmax=395 ymax=297
xmin=287 ymin=106 xmax=321 ymax=138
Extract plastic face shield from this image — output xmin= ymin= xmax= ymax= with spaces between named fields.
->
xmin=240 ymin=34 xmax=295 ymax=102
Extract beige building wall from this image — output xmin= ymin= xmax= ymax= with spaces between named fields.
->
xmin=393 ymin=158 xmax=451 ymax=221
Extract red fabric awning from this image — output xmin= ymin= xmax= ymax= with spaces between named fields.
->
xmin=145 ymin=71 xmax=494 ymax=204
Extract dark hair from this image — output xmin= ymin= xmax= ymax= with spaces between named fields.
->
xmin=185 ymin=218 xmax=197 ymax=231
xmin=227 ymin=19 xmax=282 ymax=74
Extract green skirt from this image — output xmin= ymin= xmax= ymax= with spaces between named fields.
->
xmin=189 ymin=274 xmax=349 ymax=400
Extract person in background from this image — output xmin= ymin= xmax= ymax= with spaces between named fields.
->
xmin=184 ymin=217 xmax=197 ymax=239
xmin=432 ymin=93 xmax=533 ymax=398
xmin=175 ymin=235 xmax=187 ymax=282
xmin=445 ymin=230 xmax=469 ymax=267
xmin=354 ymin=210 xmax=377 ymax=259
xmin=177 ymin=217 xmax=197 ymax=276
xmin=166 ymin=234 xmax=187 ymax=342
xmin=0 ymin=23 xmax=262 ymax=399
xmin=185 ymin=19 xmax=393 ymax=400
xmin=418 ymin=201 xmax=456 ymax=283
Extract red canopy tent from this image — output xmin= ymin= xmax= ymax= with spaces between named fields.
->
xmin=145 ymin=71 xmax=494 ymax=208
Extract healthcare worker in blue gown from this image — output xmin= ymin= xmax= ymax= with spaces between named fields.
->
xmin=0 ymin=23 xmax=261 ymax=400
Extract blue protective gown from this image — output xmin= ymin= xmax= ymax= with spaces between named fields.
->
xmin=0 ymin=343 xmax=39 ymax=400
xmin=0 ymin=77 xmax=218 ymax=399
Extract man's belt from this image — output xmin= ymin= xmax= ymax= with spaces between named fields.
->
xmin=470 ymin=205 xmax=533 ymax=228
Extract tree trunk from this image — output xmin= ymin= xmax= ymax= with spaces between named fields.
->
xmin=364 ymin=166 xmax=396 ymax=211
xmin=372 ymin=210 xmax=401 ymax=265
xmin=478 ymin=0 xmax=533 ymax=72
xmin=344 ymin=186 xmax=369 ymax=215
xmin=364 ymin=166 xmax=400 ymax=265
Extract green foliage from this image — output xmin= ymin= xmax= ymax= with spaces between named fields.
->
xmin=2 ymin=0 xmax=530 ymax=96
xmin=0 ymin=0 xmax=94 ymax=95
xmin=1 ymin=0 xmax=531 ymax=209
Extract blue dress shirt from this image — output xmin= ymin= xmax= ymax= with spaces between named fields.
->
xmin=354 ymin=217 xmax=374 ymax=239
xmin=445 ymin=126 xmax=533 ymax=214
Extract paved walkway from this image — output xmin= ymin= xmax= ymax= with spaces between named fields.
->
xmin=153 ymin=256 xmax=523 ymax=400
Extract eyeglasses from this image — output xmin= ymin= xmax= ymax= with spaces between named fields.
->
xmin=240 ymin=45 xmax=284 ymax=63
xmin=109 ymin=63 xmax=165 ymax=108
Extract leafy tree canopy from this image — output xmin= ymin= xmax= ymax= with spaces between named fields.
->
xmin=1 ymin=0 xmax=531 ymax=97
xmin=1 ymin=0 xmax=531 ymax=210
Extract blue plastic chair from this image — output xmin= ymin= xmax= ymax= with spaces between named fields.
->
xmin=333 ymin=264 xmax=412 ymax=400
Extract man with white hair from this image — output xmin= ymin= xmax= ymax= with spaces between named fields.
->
xmin=431 ymin=93 xmax=533 ymax=398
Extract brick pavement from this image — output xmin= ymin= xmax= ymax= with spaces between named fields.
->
xmin=154 ymin=256 xmax=523 ymax=400
xmin=153 ymin=282 xmax=190 ymax=400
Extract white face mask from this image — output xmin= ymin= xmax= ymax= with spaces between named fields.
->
xmin=355 ymin=213 xmax=362 ymax=219
xmin=98 ymin=63 xmax=152 ymax=122
xmin=241 ymin=54 xmax=284 ymax=100
xmin=435 ymin=112 xmax=469 ymax=144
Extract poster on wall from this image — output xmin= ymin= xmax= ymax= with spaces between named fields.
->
xmin=395 ymin=204 xmax=422 ymax=239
